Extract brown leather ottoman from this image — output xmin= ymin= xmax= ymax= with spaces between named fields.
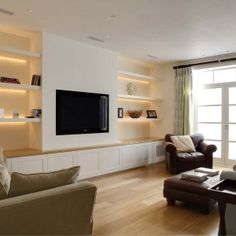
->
xmin=163 ymin=171 xmax=220 ymax=214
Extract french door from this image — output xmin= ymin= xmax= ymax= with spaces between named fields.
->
xmin=196 ymin=82 xmax=236 ymax=166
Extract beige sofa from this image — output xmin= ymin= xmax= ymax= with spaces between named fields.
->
xmin=0 ymin=181 xmax=97 ymax=235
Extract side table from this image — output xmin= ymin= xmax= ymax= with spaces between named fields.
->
xmin=208 ymin=179 xmax=236 ymax=236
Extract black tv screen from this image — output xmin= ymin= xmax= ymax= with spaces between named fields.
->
xmin=56 ymin=90 xmax=109 ymax=135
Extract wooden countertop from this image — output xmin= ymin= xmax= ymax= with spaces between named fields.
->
xmin=4 ymin=137 xmax=164 ymax=158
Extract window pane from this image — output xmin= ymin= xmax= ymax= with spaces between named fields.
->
xmin=228 ymin=142 xmax=236 ymax=160
xmin=229 ymin=124 xmax=236 ymax=141
xmin=193 ymin=70 xmax=213 ymax=85
xmin=206 ymin=140 xmax=221 ymax=158
xmin=197 ymin=124 xmax=221 ymax=140
xmin=198 ymin=88 xmax=221 ymax=105
xmin=198 ymin=106 xmax=221 ymax=122
xmin=229 ymin=87 xmax=236 ymax=105
xmin=214 ymin=69 xmax=236 ymax=83
xmin=229 ymin=106 xmax=236 ymax=123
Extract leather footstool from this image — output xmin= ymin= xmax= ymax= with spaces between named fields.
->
xmin=163 ymin=171 xmax=220 ymax=214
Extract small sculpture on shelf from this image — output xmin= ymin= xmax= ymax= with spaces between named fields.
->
xmin=126 ymin=82 xmax=137 ymax=95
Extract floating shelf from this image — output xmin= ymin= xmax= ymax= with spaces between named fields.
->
xmin=0 ymin=118 xmax=40 ymax=123
xmin=118 ymin=70 xmax=157 ymax=81
xmin=118 ymin=118 xmax=161 ymax=122
xmin=0 ymin=82 xmax=40 ymax=90
xmin=0 ymin=47 xmax=41 ymax=58
xmin=117 ymin=94 xmax=161 ymax=102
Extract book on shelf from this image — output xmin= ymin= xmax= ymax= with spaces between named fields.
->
xmin=181 ymin=172 xmax=208 ymax=182
xmin=194 ymin=167 xmax=219 ymax=176
xmin=0 ymin=76 xmax=20 ymax=84
xmin=31 ymin=74 xmax=41 ymax=86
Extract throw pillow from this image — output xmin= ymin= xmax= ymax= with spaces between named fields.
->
xmin=0 ymin=146 xmax=6 ymax=165
xmin=8 ymin=166 xmax=80 ymax=197
xmin=0 ymin=164 xmax=11 ymax=199
xmin=170 ymin=135 xmax=196 ymax=152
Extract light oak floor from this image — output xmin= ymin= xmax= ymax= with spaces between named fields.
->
xmin=90 ymin=162 xmax=219 ymax=236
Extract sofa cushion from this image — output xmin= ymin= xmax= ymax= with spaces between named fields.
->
xmin=8 ymin=166 xmax=80 ymax=197
xmin=0 ymin=164 xmax=11 ymax=199
xmin=171 ymin=135 xmax=196 ymax=152
xmin=177 ymin=152 xmax=205 ymax=162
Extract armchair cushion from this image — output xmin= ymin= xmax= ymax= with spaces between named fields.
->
xmin=176 ymin=152 xmax=205 ymax=162
xmin=170 ymin=135 xmax=196 ymax=152
xmin=9 ymin=166 xmax=80 ymax=197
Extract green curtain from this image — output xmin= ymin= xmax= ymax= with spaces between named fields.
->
xmin=173 ymin=67 xmax=193 ymax=135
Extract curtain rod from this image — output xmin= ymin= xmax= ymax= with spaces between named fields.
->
xmin=173 ymin=57 xmax=236 ymax=69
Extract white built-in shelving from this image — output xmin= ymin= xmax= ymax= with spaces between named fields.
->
xmin=0 ymin=82 xmax=40 ymax=90
xmin=0 ymin=118 xmax=40 ymax=123
xmin=0 ymin=47 xmax=41 ymax=58
xmin=118 ymin=117 xmax=161 ymax=123
xmin=117 ymin=94 xmax=161 ymax=102
xmin=118 ymin=70 xmax=157 ymax=81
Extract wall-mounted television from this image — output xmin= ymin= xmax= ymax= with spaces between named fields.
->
xmin=56 ymin=89 xmax=109 ymax=135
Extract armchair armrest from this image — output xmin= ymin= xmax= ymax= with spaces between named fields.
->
xmin=220 ymin=171 xmax=236 ymax=181
xmin=0 ymin=181 xmax=97 ymax=235
xmin=165 ymin=142 xmax=177 ymax=153
xmin=198 ymin=141 xmax=217 ymax=155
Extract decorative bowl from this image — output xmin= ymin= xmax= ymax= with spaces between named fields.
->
xmin=127 ymin=110 xmax=143 ymax=118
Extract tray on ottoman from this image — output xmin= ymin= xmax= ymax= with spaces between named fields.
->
xmin=163 ymin=170 xmax=220 ymax=214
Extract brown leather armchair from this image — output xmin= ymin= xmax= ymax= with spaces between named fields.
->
xmin=165 ymin=133 xmax=217 ymax=174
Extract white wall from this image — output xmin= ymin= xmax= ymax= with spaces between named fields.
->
xmin=150 ymin=63 xmax=175 ymax=137
xmin=42 ymin=32 xmax=117 ymax=151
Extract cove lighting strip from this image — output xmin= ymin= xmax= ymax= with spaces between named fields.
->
xmin=0 ymin=88 xmax=27 ymax=94
xmin=118 ymin=98 xmax=151 ymax=103
xmin=118 ymin=76 xmax=149 ymax=84
xmin=0 ymin=56 xmax=27 ymax=63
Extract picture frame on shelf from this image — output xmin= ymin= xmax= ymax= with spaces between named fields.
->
xmin=118 ymin=107 xmax=123 ymax=118
xmin=146 ymin=110 xmax=157 ymax=118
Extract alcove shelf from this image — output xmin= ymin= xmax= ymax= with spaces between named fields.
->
xmin=118 ymin=70 xmax=156 ymax=81
xmin=117 ymin=117 xmax=161 ymax=122
xmin=0 ymin=118 xmax=40 ymax=123
xmin=0 ymin=47 xmax=41 ymax=58
xmin=117 ymin=94 xmax=162 ymax=102
xmin=0 ymin=82 xmax=40 ymax=90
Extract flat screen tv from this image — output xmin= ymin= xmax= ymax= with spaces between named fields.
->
xmin=56 ymin=89 xmax=109 ymax=135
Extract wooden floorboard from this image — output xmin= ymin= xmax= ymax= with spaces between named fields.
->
xmin=90 ymin=163 xmax=219 ymax=235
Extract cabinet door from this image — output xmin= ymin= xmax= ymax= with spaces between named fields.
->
xmin=11 ymin=155 xmax=46 ymax=174
xmin=139 ymin=143 xmax=150 ymax=165
xmin=47 ymin=152 xmax=75 ymax=172
xmin=121 ymin=144 xmax=140 ymax=169
xmin=100 ymin=147 xmax=121 ymax=174
xmin=76 ymin=150 xmax=100 ymax=179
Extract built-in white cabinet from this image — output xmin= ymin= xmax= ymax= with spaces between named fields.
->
xmin=120 ymin=144 xmax=140 ymax=169
xmin=8 ymin=141 xmax=164 ymax=179
xmin=100 ymin=147 xmax=121 ymax=174
xmin=76 ymin=150 xmax=100 ymax=179
xmin=47 ymin=152 xmax=75 ymax=172
xmin=10 ymin=155 xmax=46 ymax=174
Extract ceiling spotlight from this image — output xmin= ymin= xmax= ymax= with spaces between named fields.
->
xmin=27 ymin=9 xmax=32 ymax=15
xmin=0 ymin=8 xmax=14 ymax=15
xmin=88 ymin=36 xmax=105 ymax=43
xmin=147 ymin=54 xmax=158 ymax=60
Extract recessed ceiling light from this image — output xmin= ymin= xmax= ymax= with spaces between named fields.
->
xmin=147 ymin=54 xmax=158 ymax=60
xmin=27 ymin=9 xmax=32 ymax=15
xmin=0 ymin=8 xmax=14 ymax=15
xmin=88 ymin=36 xmax=105 ymax=43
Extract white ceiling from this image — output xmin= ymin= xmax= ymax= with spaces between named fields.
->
xmin=0 ymin=0 xmax=236 ymax=63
